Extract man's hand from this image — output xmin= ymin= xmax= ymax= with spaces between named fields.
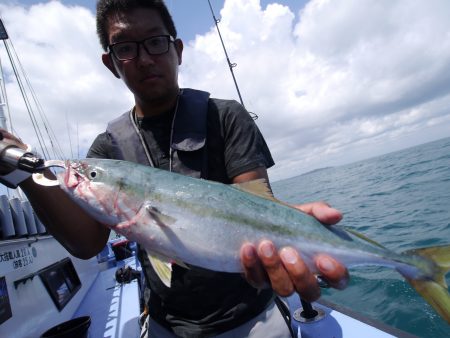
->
xmin=0 ymin=128 xmax=28 ymax=175
xmin=0 ymin=129 xmax=27 ymax=148
xmin=240 ymin=201 xmax=349 ymax=302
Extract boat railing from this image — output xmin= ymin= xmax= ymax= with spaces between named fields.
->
xmin=0 ymin=194 xmax=47 ymax=243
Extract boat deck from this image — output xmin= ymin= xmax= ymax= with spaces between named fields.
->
xmin=74 ymin=257 xmax=141 ymax=338
xmin=75 ymin=256 xmax=414 ymax=338
xmin=288 ymin=295 xmax=417 ymax=338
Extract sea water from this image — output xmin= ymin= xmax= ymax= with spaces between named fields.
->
xmin=272 ymin=136 xmax=450 ymax=337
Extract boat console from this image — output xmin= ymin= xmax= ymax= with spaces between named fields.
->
xmin=0 ymin=194 xmax=143 ymax=337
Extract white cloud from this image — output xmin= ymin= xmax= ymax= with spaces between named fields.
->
xmin=1 ymin=0 xmax=450 ymax=181
xmin=0 ymin=1 xmax=132 ymax=158
xmin=183 ymin=0 xmax=450 ymax=180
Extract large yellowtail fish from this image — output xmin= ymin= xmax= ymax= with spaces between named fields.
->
xmin=46 ymin=159 xmax=450 ymax=323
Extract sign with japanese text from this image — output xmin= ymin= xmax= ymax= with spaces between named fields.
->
xmin=0 ymin=246 xmax=37 ymax=274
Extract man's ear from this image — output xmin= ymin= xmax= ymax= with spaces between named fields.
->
xmin=102 ymin=53 xmax=121 ymax=79
xmin=174 ymin=39 xmax=183 ymax=66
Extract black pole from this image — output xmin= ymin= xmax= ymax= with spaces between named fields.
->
xmin=300 ymin=298 xmax=319 ymax=319
xmin=207 ymin=1 xmax=258 ymax=119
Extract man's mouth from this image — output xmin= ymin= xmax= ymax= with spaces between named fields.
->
xmin=141 ymin=73 xmax=161 ymax=82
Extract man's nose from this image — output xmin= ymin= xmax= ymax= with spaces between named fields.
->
xmin=137 ymin=43 xmax=156 ymax=64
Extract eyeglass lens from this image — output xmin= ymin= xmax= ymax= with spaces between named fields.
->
xmin=112 ymin=36 xmax=171 ymax=60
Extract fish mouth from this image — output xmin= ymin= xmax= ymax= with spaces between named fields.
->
xmin=64 ymin=161 xmax=86 ymax=189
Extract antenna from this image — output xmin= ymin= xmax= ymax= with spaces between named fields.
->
xmin=207 ymin=0 xmax=258 ymax=119
xmin=0 ymin=18 xmax=11 ymax=131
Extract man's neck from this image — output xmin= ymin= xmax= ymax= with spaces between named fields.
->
xmin=135 ymin=89 xmax=180 ymax=118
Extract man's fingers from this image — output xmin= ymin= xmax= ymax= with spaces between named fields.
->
xmin=241 ymin=241 xmax=348 ymax=303
xmin=240 ymin=243 xmax=270 ymax=289
xmin=280 ymin=247 xmax=321 ymax=302
xmin=257 ymin=241 xmax=294 ymax=296
xmin=0 ymin=129 xmax=24 ymax=146
xmin=295 ymin=202 xmax=343 ymax=225
xmin=315 ymin=254 xmax=349 ymax=290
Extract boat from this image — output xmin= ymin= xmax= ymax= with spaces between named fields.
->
xmin=0 ymin=16 xmax=141 ymax=338
xmin=0 ymin=14 xmax=417 ymax=338
xmin=0 ymin=201 xmax=416 ymax=338
xmin=0 ymin=210 xmax=142 ymax=338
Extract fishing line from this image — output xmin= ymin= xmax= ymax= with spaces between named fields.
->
xmin=6 ymin=38 xmax=65 ymax=160
xmin=207 ymin=0 xmax=258 ymax=120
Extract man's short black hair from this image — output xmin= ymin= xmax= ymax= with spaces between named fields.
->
xmin=96 ymin=0 xmax=177 ymax=51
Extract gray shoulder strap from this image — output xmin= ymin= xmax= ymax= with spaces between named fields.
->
xmin=106 ymin=110 xmax=152 ymax=165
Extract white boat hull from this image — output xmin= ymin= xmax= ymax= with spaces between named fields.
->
xmin=0 ymin=236 xmax=99 ymax=338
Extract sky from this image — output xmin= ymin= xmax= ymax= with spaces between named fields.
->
xmin=0 ymin=0 xmax=449 ymax=182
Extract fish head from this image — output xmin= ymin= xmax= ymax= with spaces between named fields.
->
xmin=56 ymin=159 xmax=121 ymax=225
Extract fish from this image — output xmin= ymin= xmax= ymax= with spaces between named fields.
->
xmin=51 ymin=158 xmax=450 ymax=323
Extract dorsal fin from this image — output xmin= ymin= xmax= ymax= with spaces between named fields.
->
xmin=232 ymin=179 xmax=278 ymax=202
xmin=232 ymin=179 xmax=302 ymax=211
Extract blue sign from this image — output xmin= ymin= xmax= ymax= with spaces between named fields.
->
xmin=0 ymin=276 xmax=12 ymax=324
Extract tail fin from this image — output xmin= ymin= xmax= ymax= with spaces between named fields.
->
xmin=404 ymin=245 xmax=450 ymax=323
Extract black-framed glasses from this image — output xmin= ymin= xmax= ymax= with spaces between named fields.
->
xmin=107 ymin=35 xmax=175 ymax=61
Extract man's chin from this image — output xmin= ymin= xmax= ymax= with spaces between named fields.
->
xmin=137 ymin=87 xmax=178 ymax=104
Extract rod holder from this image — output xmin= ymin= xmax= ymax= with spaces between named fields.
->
xmin=293 ymin=298 xmax=326 ymax=323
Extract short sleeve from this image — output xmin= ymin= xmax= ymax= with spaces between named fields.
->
xmin=86 ymin=132 xmax=114 ymax=159
xmin=213 ymin=99 xmax=274 ymax=179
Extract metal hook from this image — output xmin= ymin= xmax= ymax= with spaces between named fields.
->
xmin=36 ymin=159 xmax=66 ymax=170
xmin=32 ymin=160 xmax=66 ymax=186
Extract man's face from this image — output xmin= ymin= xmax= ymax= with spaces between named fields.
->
xmin=102 ymin=8 xmax=182 ymax=105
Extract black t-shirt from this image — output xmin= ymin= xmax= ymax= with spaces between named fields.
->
xmin=87 ymin=98 xmax=275 ymax=337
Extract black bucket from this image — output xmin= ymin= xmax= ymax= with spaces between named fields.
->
xmin=40 ymin=316 xmax=91 ymax=338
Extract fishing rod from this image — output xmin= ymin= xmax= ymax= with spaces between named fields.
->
xmin=207 ymin=0 xmax=258 ymax=120
xmin=0 ymin=17 xmax=65 ymax=160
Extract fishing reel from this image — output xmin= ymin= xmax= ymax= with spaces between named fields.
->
xmin=0 ymin=139 xmax=44 ymax=188
xmin=115 ymin=266 xmax=141 ymax=284
xmin=0 ymin=140 xmax=44 ymax=173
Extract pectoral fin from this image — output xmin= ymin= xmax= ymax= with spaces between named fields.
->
xmin=145 ymin=205 xmax=176 ymax=227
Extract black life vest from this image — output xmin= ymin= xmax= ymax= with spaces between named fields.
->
xmin=105 ymin=88 xmax=275 ymax=336
xmin=106 ymin=88 xmax=210 ymax=177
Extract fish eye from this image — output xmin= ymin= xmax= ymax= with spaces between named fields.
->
xmin=88 ymin=170 xmax=97 ymax=179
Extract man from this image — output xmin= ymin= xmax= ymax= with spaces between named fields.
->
xmin=0 ymin=0 xmax=348 ymax=337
